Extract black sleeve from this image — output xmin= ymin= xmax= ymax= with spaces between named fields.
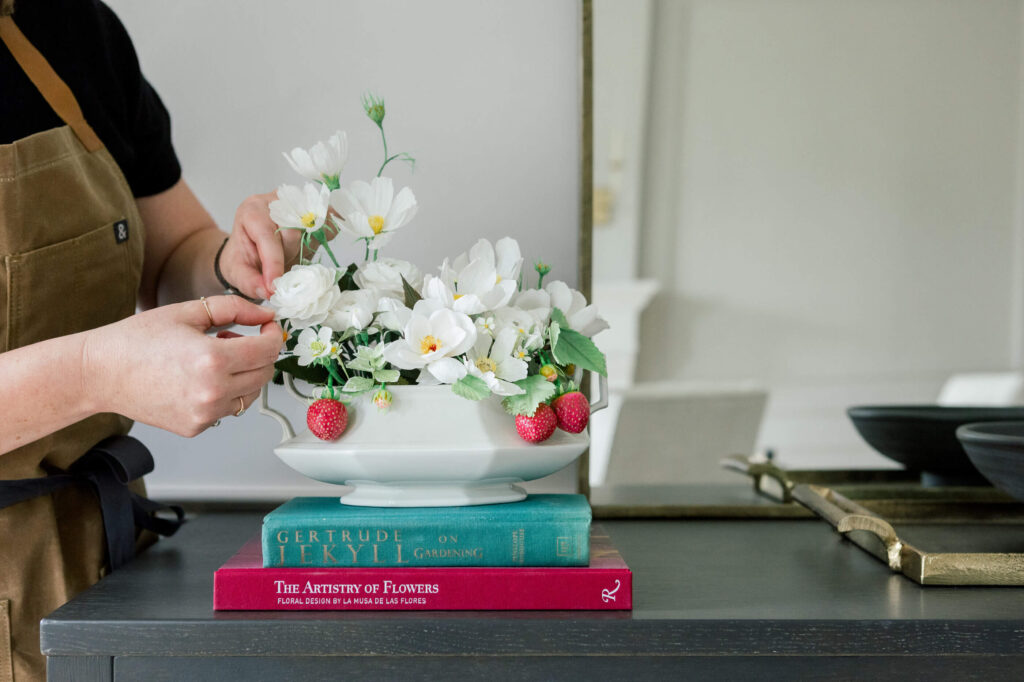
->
xmin=95 ymin=1 xmax=182 ymax=197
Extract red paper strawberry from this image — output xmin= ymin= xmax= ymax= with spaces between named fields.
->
xmin=307 ymin=399 xmax=348 ymax=441
xmin=515 ymin=403 xmax=558 ymax=443
xmin=552 ymin=391 xmax=589 ymax=434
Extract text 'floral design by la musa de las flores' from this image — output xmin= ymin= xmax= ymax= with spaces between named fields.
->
xmin=266 ymin=94 xmax=609 ymax=444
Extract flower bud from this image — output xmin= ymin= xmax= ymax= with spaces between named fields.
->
xmin=362 ymin=92 xmax=386 ymax=126
xmin=372 ymin=388 xmax=393 ymax=411
xmin=539 ymin=364 xmax=558 ymax=382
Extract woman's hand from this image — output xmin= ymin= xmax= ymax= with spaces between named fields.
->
xmin=83 ymin=296 xmax=283 ymax=437
xmin=218 ymin=192 xmax=303 ymax=300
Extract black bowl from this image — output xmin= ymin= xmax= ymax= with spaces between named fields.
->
xmin=847 ymin=406 xmax=1024 ymax=479
xmin=957 ymin=421 xmax=1024 ymax=502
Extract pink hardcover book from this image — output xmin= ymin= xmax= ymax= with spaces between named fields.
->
xmin=214 ymin=529 xmax=632 ymax=611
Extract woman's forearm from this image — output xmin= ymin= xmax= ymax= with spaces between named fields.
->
xmin=0 ymin=331 xmax=96 ymax=456
xmin=155 ymin=226 xmax=226 ymax=306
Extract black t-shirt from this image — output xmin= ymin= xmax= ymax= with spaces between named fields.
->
xmin=1 ymin=0 xmax=181 ymax=197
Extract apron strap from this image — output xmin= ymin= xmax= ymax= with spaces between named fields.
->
xmin=0 ymin=15 xmax=104 ymax=152
xmin=0 ymin=436 xmax=186 ymax=571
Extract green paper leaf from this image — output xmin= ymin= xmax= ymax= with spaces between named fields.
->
xmin=373 ymin=369 xmax=400 ymax=383
xmin=552 ymin=327 xmax=607 ymax=377
xmin=337 ymin=263 xmax=360 ymax=292
xmin=452 ymin=375 xmax=491 ymax=401
xmin=550 ymin=307 xmax=570 ymax=329
xmin=401 ymin=275 xmax=422 ymax=309
xmin=346 ymin=357 xmax=374 ymax=372
xmin=501 ymin=374 xmax=557 ymax=416
xmin=274 ymin=356 xmax=328 ymax=385
xmin=548 ymin=321 xmax=560 ymax=354
xmin=342 ymin=376 xmax=375 ymax=393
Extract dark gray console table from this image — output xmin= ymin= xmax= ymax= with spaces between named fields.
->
xmin=42 ymin=511 xmax=1024 ymax=681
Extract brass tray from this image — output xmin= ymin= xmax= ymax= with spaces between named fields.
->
xmin=792 ymin=483 xmax=1024 ymax=586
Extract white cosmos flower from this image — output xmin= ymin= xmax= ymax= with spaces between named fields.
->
xmin=513 ymin=281 xmax=609 ymax=338
xmin=283 ymin=131 xmax=348 ymax=185
xmin=354 ymin=257 xmax=424 ymax=300
xmin=465 ymin=328 xmax=527 ymax=396
xmin=295 ymin=327 xmax=338 ymax=366
xmin=269 ymin=183 xmax=331 ymax=234
xmin=325 ymin=289 xmax=377 ymax=331
xmin=425 ymin=250 xmax=517 ymax=316
xmin=268 ymin=263 xmax=341 ymax=329
xmin=382 ymin=301 xmax=477 ymax=384
xmin=330 ymin=176 xmax=417 ymax=250
xmin=451 ymin=238 xmax=524 ymax=285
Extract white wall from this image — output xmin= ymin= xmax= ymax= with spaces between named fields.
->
xmin=104 ymin=0 xmax=585 ymax=500
xmin=637 ymin=0 xmax=1024 ymax=470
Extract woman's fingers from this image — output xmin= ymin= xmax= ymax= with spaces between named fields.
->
xmin=189 ymin=295 xmax=277 ymax=330
xmin=220 ymin=320 xmax=284 ymax=373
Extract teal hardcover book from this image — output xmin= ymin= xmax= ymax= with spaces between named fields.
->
xmin=262 ymin=494 xmax=591 ymax=568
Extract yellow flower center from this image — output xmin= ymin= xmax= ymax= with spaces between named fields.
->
xmin=453 ymin=293 xmax=464 ymax=300
xmin=475 ymin=357 xmax=497 ymax=374
xmin=419 ymin=335 xmax=441 ymax=354
xmin=310 ymin=339 xmax=327 ymax=356
xmin=368 ymin=215 xmax=385 ymax=234
xmin=496 ymin=275 xmax=502 ymax=283
xmin=300 ymin=211 xmax=318 ymax=229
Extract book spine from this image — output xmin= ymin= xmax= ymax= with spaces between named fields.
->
xmin=262 ymin=519 xmax=590 ymax=568
xmin=214 ymin=567 xmax=631 ymax=611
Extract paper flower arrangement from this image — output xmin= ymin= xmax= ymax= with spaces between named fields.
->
xmin=267 ymin=94 xmax=609 ymax=443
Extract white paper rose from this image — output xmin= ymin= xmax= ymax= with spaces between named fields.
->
xmin=354 ymin=258 xmax=424 ymax=299
xmin=268 ymin=264 xmax=341 ymax=329
xmin=325 ymin=289 xmax=378 ymax=332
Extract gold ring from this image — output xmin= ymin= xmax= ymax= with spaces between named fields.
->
xmin=234 ymin=396 xmax=246 ymax=417
xmin=199 ymin=296 xmax=215 ymax=327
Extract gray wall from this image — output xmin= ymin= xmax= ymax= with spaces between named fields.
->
xmin=105 ymin=0 xmax=584 ymax=500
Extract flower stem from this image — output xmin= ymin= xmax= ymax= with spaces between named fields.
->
xmin=377 ymin=126 xmax=389 ymax=177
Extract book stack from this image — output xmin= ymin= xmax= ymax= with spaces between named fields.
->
xmin=214 ymin=494 xmax=632 ymax=611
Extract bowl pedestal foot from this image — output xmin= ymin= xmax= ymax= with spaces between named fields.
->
xmin=340 ymin=480 xmax=528 ymax=507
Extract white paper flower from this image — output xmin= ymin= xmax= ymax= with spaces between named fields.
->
xmin=464 ymin=328 xmax=527 ymax=396
xmin=269 ymin=183 xmax=331 ymax=233
xmin=283 ymin=131 xmax=348 ymax=185
xmin=325 ymin=289 xmax=377 ymax=331
xmin=353 ymin=258 xmax=424 ymax=299
xmin=375 ymin=296 xmax=412 ymax=332
xmin=513 ymin=281 xmax=609 ymax=337
xmin=382 ymin=301 xmax=477 ymax=384
xmin=494 ymin=306 xmax=545 ymax=351
xmin=451 ymin=238 xmax=524 ymax=286
xmin=295 ymin=327 xmax=338 ymax=366
xmin=330 ymin=177 xmax=417 ymax=250
xmin=268 ymin=263 xmax=341 ymax=329
xmin=424 ymin=248 xmax=517 ymax=316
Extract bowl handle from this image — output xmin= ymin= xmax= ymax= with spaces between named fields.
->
xmin=284 ymin=373 xmax=313 ymax=404
xmin=590 ymin=373 xmax=609 ymax=415
xmin=258 ymin=384 xmax=295 ymax=443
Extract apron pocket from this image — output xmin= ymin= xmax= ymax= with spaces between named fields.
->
xmin=0 ymin=599 xmax=12 ymax=682
xmin=5 ymin=218 xmax=136 ymax=352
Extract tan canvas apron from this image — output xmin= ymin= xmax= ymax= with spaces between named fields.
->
xmin=0 ymin=15 xmax=170 ymax=681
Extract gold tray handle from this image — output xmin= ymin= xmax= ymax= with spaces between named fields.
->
xmin=791 ymin=484 xmax=905 ymax=571
xmin=720 ymin=454 xmax=795 ymax=502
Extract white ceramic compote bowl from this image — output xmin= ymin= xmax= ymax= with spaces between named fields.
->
xmin=259 ymin=374 xmax=608 ymax=507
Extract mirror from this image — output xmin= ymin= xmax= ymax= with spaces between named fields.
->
xmin=110 ymin=0 xmax=590 ymax=502
xmin=589 ymin=0 xmax=1024 ymax=510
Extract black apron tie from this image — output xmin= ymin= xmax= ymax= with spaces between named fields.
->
xmin=0 ymin=435 xmax=185 ymax=571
